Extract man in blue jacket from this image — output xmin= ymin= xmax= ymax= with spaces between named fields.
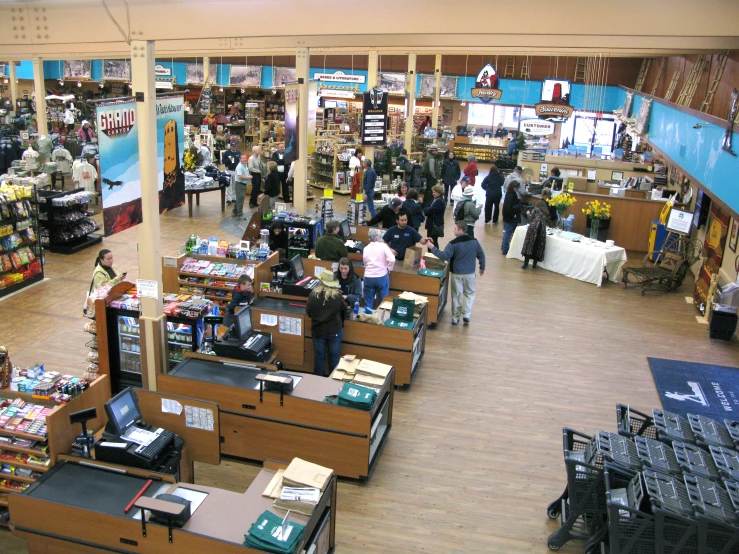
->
xmin=428 ymin=220 xmax=485 ymax=326
xmin=362 ymin=159 xmax=377 ymax=218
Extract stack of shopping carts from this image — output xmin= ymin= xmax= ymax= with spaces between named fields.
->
xmin=546 ymin=405 xmax=739 ymax=553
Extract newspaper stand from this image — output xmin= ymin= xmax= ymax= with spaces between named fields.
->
xmin=634 ymin=436 xmax=682 ymax=477
xmin=603 ymin=465 xmax=656 ymax=554
xmin=672 ymin=442 xmax=721 ymax=481
xmin=688 ymin=414 xmax=735 ymax=449
xmin=653 ymin=409 xmax=697 ymax=445
xmin=684 ymin=473 xmax=739 ymax=554
xmin=546 ymin=429 xmax=641 ymax=551
xmin=643 ymin=468 xmax=701 ymax=554
xmin=709 ymin=445 xmax=739 ymax=482
xmin=617 ymin=404 xmax=657 ymax=440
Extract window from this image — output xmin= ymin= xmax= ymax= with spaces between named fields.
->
xmin=467 ymin=103 xmax=494 ymax=126
xmin=493 ymin=105 xmax=521 ymax=129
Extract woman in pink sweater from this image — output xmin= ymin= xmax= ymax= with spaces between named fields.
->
xmin=362 ymin=228 xmax=395 ymax=309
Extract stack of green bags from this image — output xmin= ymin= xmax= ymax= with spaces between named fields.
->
xmin=244 ymin=510 xmax=305 ymax=553
xmin=336 ymin=382 xmax=377 ymax=411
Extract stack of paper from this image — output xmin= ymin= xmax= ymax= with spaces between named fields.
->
xmin=330 ymin=356 xmax=360 ymax=381
xmin=282 ymin=457 xmax=333 ymax=492
xmin=353 ymin=359 xmax=392 ymax=387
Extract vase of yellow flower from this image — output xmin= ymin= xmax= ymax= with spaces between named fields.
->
xmin=582 ymin=199 xmax=611 ymax=241
xmin=546 ymin=192 xmax=577 ymax=230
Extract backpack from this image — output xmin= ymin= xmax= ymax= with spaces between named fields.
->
xmin=454 ymin=199 xmax=480 ymax=223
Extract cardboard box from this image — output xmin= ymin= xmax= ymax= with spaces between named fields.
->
xmin=567 ymin=176 xmax=588 ymax=192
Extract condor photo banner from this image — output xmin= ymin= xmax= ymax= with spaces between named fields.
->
xmin=156 ymin=95 xmax=185 ymax=213
xmin=97 ymin=100 xmax=143 ymax=237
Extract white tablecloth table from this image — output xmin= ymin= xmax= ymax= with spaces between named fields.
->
xmin=506 ymin=225 xmax=627 ymax=287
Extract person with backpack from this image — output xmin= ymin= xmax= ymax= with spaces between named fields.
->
xmin=427 ymin=220 xmax=485 ymax=326
xmin=454 ymin=186 xmax=482 ymax=238
xmin=441 ymin=150 xmax=461 ymax=205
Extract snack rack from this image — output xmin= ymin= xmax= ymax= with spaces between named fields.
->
xmin=37 ymin=188 xmax=102 ymax=254
xmin=0 ymin=183 xmax=44 ymax=298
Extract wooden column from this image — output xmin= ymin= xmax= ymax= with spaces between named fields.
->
xmin=294 ymin=47 xmax=309 ymax=214
xmin=431 ymin=54 xmax=442 ymax=130
xmin=131 ymin=40 xmax=166 ymax=390
xmin=404 ymin=53 xmax=417 ymax=152
xmin=8 ymin=62 xmax=18 ymax=111
xmin=365 ymin=51 xmax=378 ymax=163
xmin=32 ymin=58 xmax=48 ymax=135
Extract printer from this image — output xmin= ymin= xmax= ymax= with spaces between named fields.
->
xmin=213 ymin=306 xmax=273 ymax=362
xmin=94 ymin=388 xmax=182 ymax=475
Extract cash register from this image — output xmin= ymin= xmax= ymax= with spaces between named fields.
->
xmin=94 ymin=388 xmax=182 ymax=475
xmin=280 ymin=254 xmax=320 ymax=297
xmin=213 ymin=306 xmax=273 ymax=362
xmin=340 ymin=219 xmax=366 ymax=253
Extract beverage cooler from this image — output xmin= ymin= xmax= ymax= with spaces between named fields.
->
xmin=106 ymin=308 xmax=200 ymax=392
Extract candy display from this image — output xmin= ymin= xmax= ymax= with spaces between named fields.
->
xmin=0 ymin=180 xmax=44 ymax=294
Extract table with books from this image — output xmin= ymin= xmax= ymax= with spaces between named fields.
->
xmin=157 ymin=354 xmax=395 ymax=480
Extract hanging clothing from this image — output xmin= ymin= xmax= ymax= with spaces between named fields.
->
xmin=36 ymin=136 xmax=53 ymax=160
xmin=73 ymin=161 xmax=98 ymax=193
xmin=52 ymin=148 xmax=73 ymax=175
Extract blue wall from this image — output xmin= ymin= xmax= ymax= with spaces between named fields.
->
xmin=622 ymin=88 xmax=739 ymax=215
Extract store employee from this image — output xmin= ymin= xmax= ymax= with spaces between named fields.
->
xmin=383 ymin=212 xmax=428 ymax=260
xmin=222 ymin=142 xmax=241 ymax=171
xmin=494 ymin=123 xmax=508 ymax=138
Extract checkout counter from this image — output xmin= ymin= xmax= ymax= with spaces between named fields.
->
xmin=11 ymin=459 xmax=336 ymax=554
xmin=249 ymin=294 xmax=426 ymax=387
xmin=158 ymin=354 xmax=394 ymax=480
xmin=301 ymin=243 xmax=449 ymax=327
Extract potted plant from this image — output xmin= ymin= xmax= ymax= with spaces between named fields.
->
xmin=582 ymin=199 xmax=611 ymax=241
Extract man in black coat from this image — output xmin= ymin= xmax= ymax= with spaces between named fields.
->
xmin=366 ymin=198 xmax=410 ymax=229
xmin=481 ymin=167 xmax=505 ymax=224
xmin=271 ymin=142 xmax=290 ymax=203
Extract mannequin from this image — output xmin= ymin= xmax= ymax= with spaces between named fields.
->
xmin=36 ymin=134 xmax=53 ymax=162
xmin=21 ymin=146 xmax=40 ymax=171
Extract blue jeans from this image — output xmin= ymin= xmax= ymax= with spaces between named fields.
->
xmin=363 ymin=274 xmax=389 ymax=309
xmin=502 ymin=222 xmax=516 ymax=254
xmin=313 ymin=329 xmax=342 ymax=376
xmin=364 ymin=189 xmax=376 ymax=218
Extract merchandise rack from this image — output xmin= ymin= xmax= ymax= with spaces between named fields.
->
xmin=37 ymin=188 xmax=102 ymax=254
xmin=0 ymin=184 xmax=44 ymax=299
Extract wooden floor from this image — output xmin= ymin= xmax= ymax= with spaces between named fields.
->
xmin=1 ymin=167 xmax=738 ymax=553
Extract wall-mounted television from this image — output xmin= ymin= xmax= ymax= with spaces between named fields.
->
xmin=692 ymin=189 xmax=711 ymax=229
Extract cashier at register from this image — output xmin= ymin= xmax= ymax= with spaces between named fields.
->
xmin=269 ymin=221 xmax=289 ymax=260
xmin=383 ymin=212 xmax=429 ymax=260
xmin=314 ymin=220 xmax=348 ymax=262
xmin=494 ymin=123 xmax=508 ymax=138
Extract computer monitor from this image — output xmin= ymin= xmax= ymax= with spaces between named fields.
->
xmin=104 ymin=387 xmax=142 ymax=436
xmin=289 ymin=254 xmax=305 ymax=281
xmin=340 ymin=219 xmax=351 ymax=240
xmin=234 ymin=306 xmax=253 ymax=341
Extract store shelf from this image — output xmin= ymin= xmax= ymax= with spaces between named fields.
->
xmin=119 ymin=332 xmax=140 ymax=340
xmin=178 ymin=280 xmax=235 ymax=292
xmin=47 ymin=233 xmax=102 ymax=255
xmin=204 ymin=295 xmax=230 ymax=303
xmin=0 ymin=272 xmax=45 ymax=300
xmin=0 ymin=473 xmax=38 ymax=484
xmin=179 ymin=271 xmax=242 ymax=282
xmin=167 ymin=341 xmax=193 ymax=348
xmin=0 ymin=427 xmax=47 ymax=443
xmin=0 ymin=457 xmax=49 ymax=473
xmin=0 ymin=443 xmax=48 ymax=458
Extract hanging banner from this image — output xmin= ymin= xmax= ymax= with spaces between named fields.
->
xmin=284 ymin=84 xmax=299 ymax=167
xmin=98 ymin=95 xmax=186 ymax=235
xmin=314 ymin=70 xmax=366 ymax=84
xmin=536 ymin=79 xmax=575 ymax=120
xmin=156 ymin=94 xmax=185 ymax=213
xmin=360 ymin=88 xmax=388 ymax=147
xmin=97 ymin=100 xmax=143 ymax=236
xmin=308 ymin=82 xmax=317 ymax=156
xmin=470 ymin=63 xmax=502 ymax=103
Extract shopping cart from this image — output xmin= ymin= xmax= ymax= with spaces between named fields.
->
xmin=726 ymin=420 xmax=739 ymax=450
xmin=684 ymin=473 xmax=739 ymax=554
xmin=688 ymin=414 xmax=736 ymax=449
xmin=672 ymin=442 xmax=721 ymax=481
xmin=546 ymin=429 xmax=641 ymax=551
xmin=602 ymin=464 xmax=656 ymax=554
xmin=710 ymin=445 xmax=739 ymax=482
xmin=653 ymin=409 xmax=697 ymax=445
xmin=617 ymin=404 xmax=658 ymax=440
xmin=643 ymin=468 xmax=701 ymax=554
xmin=634 ymin=435 xmax=682 ymax=477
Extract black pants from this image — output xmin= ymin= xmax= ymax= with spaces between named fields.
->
xmin=66 ymin=123 xmax=74 ymax=132
xmin=423 ymin=177 xmax=437 ymax=208
xmin=485 ymin=196 xmax=501 ymax=223
xmin=249 ymin=172 xmax=262 ymax=207
xmin=443 ymin=181 xmax=454 ymax=203
xmin=279 ymin=172 xmax=290 ymax=202
xmin=466 ymin=225 xmax=475 ymax=238
xmin=427 ymin=230 xmax=442 ymax=250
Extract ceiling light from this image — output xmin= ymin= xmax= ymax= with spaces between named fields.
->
xmin=59 ymin=80 xmax=64 ymax=86
xmin=77 ymin=81 xmax=82 ymax=88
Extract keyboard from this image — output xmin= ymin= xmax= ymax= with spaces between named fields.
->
xmin=243 ymin=333 xmax=270 ymax=354
xmin=134 ymin=429 xmax=174 ymax=461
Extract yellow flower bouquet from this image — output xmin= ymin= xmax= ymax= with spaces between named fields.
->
xmin=547 ymin=192 xmax=577 ymax=210
xmin=581 ymin=199 xmax=611 ymax=220
xmin=183 ymin=150 xmax=197 ymax=172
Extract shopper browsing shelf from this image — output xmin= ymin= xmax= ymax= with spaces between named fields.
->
xmin=77 ymin=120 xmax=94 ymax=142
xmin=315 ymin=220 xmax=349 ymax=262
xmin=335 ymin=257 xmax=362 ymax=308
xmin=362 ymin=228 xmax=395 ymax=309
xmin=427 ymin=220 xmax=485 ymax=326
xmin=263 ymin=160 xmax=281 ymax=210
xmin=233 ymin=154 xmax=252 ymax=219
xmin=224 ymin=275 xmax=254 ymax=328
xmin=91 ymin=249 xmax=126 ymax=290
xmin=306 ymin=271 xmax=347 ymax=377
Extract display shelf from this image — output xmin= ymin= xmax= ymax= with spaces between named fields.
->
xmin=0 ymin=427 xmax=47 ymax=444
xmin=0 ymin=442 xmax=48 ymax=458
xmin=0 ymin=457 xmax=49 ymax=473
xmin=177 ymin=280 xmax=235 ymax=292
xmin=179 ymin=270 xmax=243 ymax=282
xmin=1 ymin=473 xmax=38 ymax=484
xmin=204 ymin=294 xmax=230 ymax=302
xmin=38 ymin=189 xmax=100 ymax=255
xmin=119 ymin=332 xmax=140 ymax=340
xmin=48 ymin=233 xmax=102 ymax=254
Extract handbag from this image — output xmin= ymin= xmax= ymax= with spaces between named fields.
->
xmin=432 ymin=220 xmax=445 ymax=237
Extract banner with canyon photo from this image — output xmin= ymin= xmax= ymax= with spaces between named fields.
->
xmin=97 ymin=96 xmax=185 ymax=236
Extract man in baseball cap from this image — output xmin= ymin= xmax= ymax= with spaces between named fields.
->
xmin=366 ymin=196 xmax=410 ymax=229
